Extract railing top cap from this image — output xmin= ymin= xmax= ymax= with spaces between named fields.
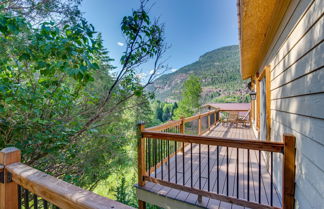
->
xmin=7 ymin=163 xmax=134 ymax=209
xmin=0 ymin=147 xmax=20 ymax=153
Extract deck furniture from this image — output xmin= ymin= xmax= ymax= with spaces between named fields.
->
xmin=238 ymin=110 xmax=251 ymax=127
xmin=223 ymin=111 xmax=239 ymax=127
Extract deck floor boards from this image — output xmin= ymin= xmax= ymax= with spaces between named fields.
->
xmin=141 ymin=123 xmax=282 ymax=209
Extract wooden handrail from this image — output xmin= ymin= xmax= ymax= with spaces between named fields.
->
xmin=144 ymin=120 xmax=182 ymax=131
xmin=145 ymin=110 xmax=217 ymax=131
xmin=183 ymin=114 xmax=200 ymax=123
xmin=142 ymin=131 xmax=284 ymax=153
xmin=184 ymin=110 xmax=217 ymax=123
xmin=219 ymin=109 xmax=250 ymax=112
xmin=198 ymin=110 xmax=217 ymax=118
xmin=6 ymin=163 xmax=133 ymax=209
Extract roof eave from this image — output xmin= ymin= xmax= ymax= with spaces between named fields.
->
xmin=238 ymin=0 xmax=292 ymax=80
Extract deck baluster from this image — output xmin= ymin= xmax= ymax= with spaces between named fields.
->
xmin=18 ymin=185 xmax=22 ymax=209
xmin=175 ymin=140 xmax=177 ymax=184
xmin=208 ymin=145 xmax=210 ymax=192
xmin=226 ymin=146 xmax=229 ymax=196
xmin=217 ymin=146 xmax=219 ymax=194
xmin=153 ymin=139 xmax=157 ymax=178
xmin=259 ymin=150 xmax=261 ymax=203
xmin=161 ymin=139 xmax=163 ymax=180
xmin=34 ymin=194 xmax=38 ymax=209
xmin=237 ymin=148 xmax=239 ymax=198
xmin=247 ymin=149 xmax=250 ymax=201
xmin=199 ymin=144 xmax=201 ymax=190
xmin=168 ymin=140 xmax=170 ymax=182
xmin=270 ymin=151 xmax=273 ymax=206
xmin=24 ymin=189 xmax=29 ymax=209
xmin=148 ymin=139 xmax=151 ymax=175
xmin=183 ymin=142 xmax=185 ymax=186
xmin=145 ymin=139 xmax=148 ymax=174
xmin=191 ymin=143 xmax=193 ymax=188
xmin=43 ymin=200 xmax=48 ymax=209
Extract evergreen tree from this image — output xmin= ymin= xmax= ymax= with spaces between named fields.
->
xmin=115 ymin=177 xmax=128 ymax=204
xmin=174 ymin=75 xmax=202 ymax=118
xmin=171 ymin=102 xmax=178 ymax=118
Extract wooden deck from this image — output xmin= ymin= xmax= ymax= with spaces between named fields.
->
xmin=138 ymin=124 xmax=282 ymax=209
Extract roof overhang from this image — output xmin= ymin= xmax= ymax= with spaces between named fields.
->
xmin=238 ymin=0 xmax=292 ymax=80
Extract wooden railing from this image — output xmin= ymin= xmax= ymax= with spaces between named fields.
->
xmin=145 ymin=110 xmax=219 ymax=135
xmin=0 ymin=147 xmax=133 ymax=209
xmin=137 ymin=110 xmax=296 ymax=209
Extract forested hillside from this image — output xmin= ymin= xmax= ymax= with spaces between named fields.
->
xmin=149 ymin=45 xmax=250 ymax=103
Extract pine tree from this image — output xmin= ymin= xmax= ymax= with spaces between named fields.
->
xmin=115 ymin=176 xmax=129 ymax=204
xmin=174 ymin=75 xmax=202 ymax=119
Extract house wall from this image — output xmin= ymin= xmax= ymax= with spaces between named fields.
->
xmin=256 ymin=0 xmax=324 ymax=208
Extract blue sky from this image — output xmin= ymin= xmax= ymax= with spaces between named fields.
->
xmin=81 ymin=0 xmax=238 ymax=76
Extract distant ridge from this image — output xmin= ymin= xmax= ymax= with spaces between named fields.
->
xmin=149 ymin=45 xmax=249 ymax=103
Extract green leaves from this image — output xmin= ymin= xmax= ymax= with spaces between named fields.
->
xmin=174 ymin=75 xmax=202 ymax=119
xmin=120 ymin=8 xmax=164 ymax=66
xmin=0 ymin=12 xmax=109 ymax=171
xmin=0 ymin=1 xmax=166 ymax=192
xmin=0 ymin=15 xmax=26 ymax=36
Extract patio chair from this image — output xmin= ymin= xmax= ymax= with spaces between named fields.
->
xmin=223 ymin=111 xmax=239 ymax=127
xmin=238 ymin=110 xmax=250 ymax=127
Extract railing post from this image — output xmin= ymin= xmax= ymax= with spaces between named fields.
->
xmin=137 ymin=122 xmax=146 ymax=186
xmin=208 ymin=113 xmax=211 ymax=131
xmin=216 ymin=110 xmax=220 ymax=122
xmin=214 ymin=111 xmax=217 ymax=125
xmin=137 ymin=123 xmax=146 ymax=209
xmin=282 ymin=134 xmax=296 ymax=209
xmin=180 ymin=117 xmax=185 ymax=134
xmin=198 ymin=115 xmax=202 ymax=136
xmin=180 ymin=117 xmax=186 ymax=157
xmin=0 ymin=147 xmax=21 ymax=209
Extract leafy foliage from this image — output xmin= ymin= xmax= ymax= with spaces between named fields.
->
xmin=115 ymin=176 xmax=133 ymax=205
xmin=0 ymin=13 xmax=102 ymax=160
xmin=0 ymin=0 xmax=168 ymax=191
xmin=174 ymin=75 xmax=201 ymax=118
xmin=0 ymin=0 xmax=83 ymax=25
xmin=151 ymin=100 xmax=178 ymax=123
xmin=114 ymin=174 xmax=162 ymax=209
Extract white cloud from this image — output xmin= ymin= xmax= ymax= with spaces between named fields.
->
xmin=117 ymin=42 xmax=124 ymax=47
xmin=136 ymin=73 xmax=147 ymax=79
xmin=171 ymin=68 xmax=177 ymax=72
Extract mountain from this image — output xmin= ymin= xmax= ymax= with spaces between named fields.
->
xmin=149 ymin=45 xmax=250 ymax=103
